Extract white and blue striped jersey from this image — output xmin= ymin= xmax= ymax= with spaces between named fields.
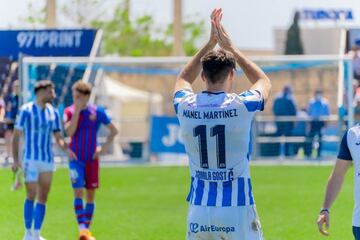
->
xmin=337 ymin=125 xmax=360 ymax=227
xmin=174 ymin=89 xmax=264 ymax=207
xmin=15 ymin=101 xmax=61 ymax=163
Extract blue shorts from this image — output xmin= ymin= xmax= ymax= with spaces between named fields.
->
xmin=68 ymin=160 xmax=99 ymax=189
xmin=353 ymin=226 xmax=360 ymax=240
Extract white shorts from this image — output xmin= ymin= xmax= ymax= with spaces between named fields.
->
xmin=187 ymin=204 xmax=263 ymax=240
xmin=23 ymin=160 xmax=55 ymax=183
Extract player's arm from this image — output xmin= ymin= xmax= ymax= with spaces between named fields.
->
xmin=11 ymin=106 xmax=27 ymax=171
xmin=11 ymin=129 xmax=22 ymax=171
xmin=316 ymin=131 xmax=352 ymax=236
xmin=174 ymin=9 xmax=220 ymax=93
xmin=53 ymin=132 xmax=77 ymax=160
xmin=64 ymin=108 xmax=81 ymax=137
xmin=53 ymin=109 xmax=77 ymax=160
xmin=94 ymin=122 xmax=118 ymax=159
xmin=316 ymin=159 xmax=351 ymax=236
xmin=213 ymin=10 xmax=272 ymax=102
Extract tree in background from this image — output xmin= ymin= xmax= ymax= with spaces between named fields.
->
xmin=22 ymin=0 xmax=205 ymax=56
xmin=21 ymin=2 xmax=46 ymax=27
xmin=285 ymin=11 xmax=304 ymax=55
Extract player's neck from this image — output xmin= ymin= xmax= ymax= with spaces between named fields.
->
xmin=206 ymin=85 xmax=228 ymax=93
xmin=35 ymin=98 xmax=46 ymax=108
xmin=206 ymin=81 xmax=231 ymax=93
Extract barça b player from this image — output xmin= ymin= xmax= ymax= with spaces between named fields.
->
xmin=63 ymin=81 xmax=118 ymax=240
xmin=12 ymin=80 xmax=77 ymax=240
xmin=174 ymin=9 xmax=271 ymax=240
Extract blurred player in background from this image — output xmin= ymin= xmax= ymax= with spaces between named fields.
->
xmin=12 ymin=80 xmax=77 ymax=240
xmin=4 ymin=80 xmax=19 ymax=167
xmin=316 ymin=126 xmax=360 ymax=239
xmin=174 ymin=9 xmax=271 ymax=240
xmin=63 ymin=81 xmax=118 ymax=240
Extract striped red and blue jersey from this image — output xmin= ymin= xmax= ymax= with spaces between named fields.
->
xmin=15 ymin=102 xmax=61 ymax=162
xmin=64 ymin=104 xmax=111 ymax=162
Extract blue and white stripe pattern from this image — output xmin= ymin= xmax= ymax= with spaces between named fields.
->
xmin=15 ymin=102 xmax=61 ymax=162
xmin=173 ymin=89 xmax=193 ymax=114
xmin=187 ymin=177 xmax=254 ymax=207
xmin=174 ymin=88 xmax=264 ymax=207
xmin=238 ymin=90 xmax=264 ymax=112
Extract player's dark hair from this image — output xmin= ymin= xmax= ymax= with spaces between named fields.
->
xmin=72 ymin=80 xmax=92 ymax=95
xmin=201 ymin=49 xmax=236 ymax=84
xmin=34 ymin=80 xmax=54 ymax=94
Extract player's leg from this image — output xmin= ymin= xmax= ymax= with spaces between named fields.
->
xmin=4 ymin=128 xmax=12 ymax=165
xmin=24 ymin=182 xmax=37 ymax=240
xmin=23 ymin=161 xmax=39 ymax=240
xmin=82 ymin=160 xmax=99 ymax=240
xmin=69 ymin=161 xmax=86 ymax=228
xmin=84 ymin=189 xmax=96 ymax=229
xmin=33 ymin=171 xmax=53 ymax=240
xmin=84 ymin=160 xmax=99 ymax=229
xmin=68 ymin=160 xmax=90 ymax=240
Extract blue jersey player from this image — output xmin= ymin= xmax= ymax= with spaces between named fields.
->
xmin=12 ymin=80 xmax=77 ymax=240
xmin=174 ymin=9 xmax=271 ymax=240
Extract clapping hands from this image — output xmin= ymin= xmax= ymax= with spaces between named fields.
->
xmin=209 ymin=8 xmax=235 ymax=52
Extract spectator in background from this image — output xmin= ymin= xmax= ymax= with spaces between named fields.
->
xmin=305 ymin=89 xmax=330 ymax=158
xmin=292 ymin=108 xmax=309 ymax=156
xmin=3 ymin=80 xmax=19 ymax=166
xmin=272 ymin=85 xmax=297 ymax=156
xmin=349 ymin=43 xmax=360 ymax=82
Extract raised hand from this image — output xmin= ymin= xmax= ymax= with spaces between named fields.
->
xmin=213 ymin=9 xmax=234 ymax=51
xmin=209 ymin=8 xmax=222 ymax=46
xmin=74 ymin=98 xmax=87 ymax=111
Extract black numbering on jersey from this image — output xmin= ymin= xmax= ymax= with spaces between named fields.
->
xmin=193 ymin=125 xmax=226 ymax=169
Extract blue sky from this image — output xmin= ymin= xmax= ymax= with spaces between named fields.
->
xmin=0 ymin=0 xmax=359 ymax=50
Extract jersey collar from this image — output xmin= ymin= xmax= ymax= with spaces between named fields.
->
xmin=202 ymin=91 xmax=225 ymax=95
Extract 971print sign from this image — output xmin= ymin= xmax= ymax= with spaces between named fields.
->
xmin=17 ymin=31 xmax=84 ymax=49
xmin=0 ymin=29 xmax=97 ymax=60
xmin=150 ymin=116 xmax=185 ymax=153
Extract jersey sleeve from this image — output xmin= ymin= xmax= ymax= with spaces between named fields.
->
xmin=173 ymin=89 xmax=193 ymax=114
xmin=53 ymin=109 xmax=62 ymax=132
xmin=337 ymin=131 xmax=352 ymax=161
xmin=97 ymin=106 xmax=112 ymax=125
xmin=238 ymin=90 xmax=264 ymax=112
xmin=14 ymin=107 xmax=29 ymax=130
xmin=63 ymin=108 xmax=72 ymax=124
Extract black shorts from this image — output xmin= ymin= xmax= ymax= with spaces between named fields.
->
xmin=353 ymin=226 xmax=360 ymax=240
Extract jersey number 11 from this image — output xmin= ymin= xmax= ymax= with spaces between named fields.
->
xmin=193 ymin=125 xmax=226 ymax=169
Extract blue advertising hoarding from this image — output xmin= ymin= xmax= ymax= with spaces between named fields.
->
xmin=0 ymin=29 xmax=97 ymax=60
xmin=150 ymin=116 xmax=185 ymax=153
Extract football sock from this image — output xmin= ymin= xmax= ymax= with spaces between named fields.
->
xmin=24 ymin=199 xmax=34 ymax=230
xmin=34 ymin=203 xmax=46 ymax=231
xmin=84 ymin=202 xmax=95 ymax=229
xmin=74 ymin=198 xmax=86 ymax=229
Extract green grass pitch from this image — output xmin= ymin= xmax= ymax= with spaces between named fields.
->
xmin=0 ymin=165 xmax=354 ymax=239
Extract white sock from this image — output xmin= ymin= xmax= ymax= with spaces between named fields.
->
xmin=25 ymin=229 xmax=32 ymax=236
xmin=79 ymin=224 xmax=87 ymax=230
xmin=33 ymin=230 xmax=40 ymax=237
